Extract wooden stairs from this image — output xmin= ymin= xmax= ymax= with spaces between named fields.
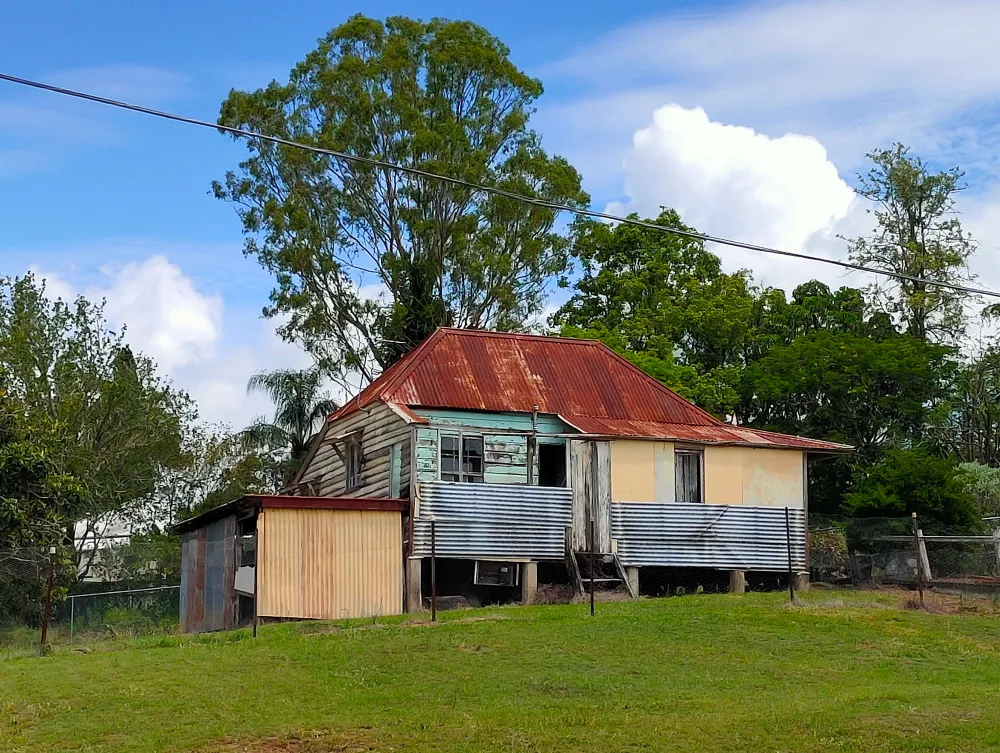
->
xmin=565 ymin=535 xmax=635 ymax=599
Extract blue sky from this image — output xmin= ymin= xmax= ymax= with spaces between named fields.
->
xmin=4 ymin=0 xmax=1000 ymax=426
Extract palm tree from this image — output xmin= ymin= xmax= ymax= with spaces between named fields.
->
xmin=239 ymin=367 xmax=337 ymax=483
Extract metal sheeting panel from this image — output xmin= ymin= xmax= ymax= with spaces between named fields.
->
xmin=413 ymin=481 xmax=572 ymax=560
xmin=612 ymin=503 xmax=806 ymax=571
xmin=328 ymin=329 xmax=848 ymax=451
xmin=180 ymin=515 xmax=236 ymax=633
xmin=257 ymin=508 xmax=403 ymax=620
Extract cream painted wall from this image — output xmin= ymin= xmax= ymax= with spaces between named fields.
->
xmin=653 ymin=442 xmax=674 ymax=503
xmin=612 ymin=441 xmax=805 ymax=508
xmin=610 ymin=440 xmax=674 ymax=503
xmin=704 ymin=446 xmax=744 ymax=505
xmin=742 ymin=449 xmax=804 ymax=508
xmin=704 ymin=446 xmax=805 ymax=508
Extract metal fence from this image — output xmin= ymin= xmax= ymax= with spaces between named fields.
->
xmin=810 ymin=516 xmax=1000 ymax=598
xmin=1 ymin=540 xmax=181 ymax=655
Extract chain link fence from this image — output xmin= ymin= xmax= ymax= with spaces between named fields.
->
xmin=1 ymin=537 xmax=182 ymax=655
xmin=810 ymin=515 xmax=1000 ymax=598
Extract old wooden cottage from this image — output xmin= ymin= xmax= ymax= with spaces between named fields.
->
xmin=285 ymin=328 xmax=849 ymax=612
xmin=176 ymin=328 xmax=850 ymax=630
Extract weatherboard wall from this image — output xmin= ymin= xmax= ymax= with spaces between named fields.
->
xmin=412 ymin=409 xmax=574 ymax=485
xmin=297 ymin=402 xmax=411 ymax=499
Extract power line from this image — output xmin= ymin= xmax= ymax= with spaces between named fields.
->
xmin=1 ymin=70 xmax=997 ymax=301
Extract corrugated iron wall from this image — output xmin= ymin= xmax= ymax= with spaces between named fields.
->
xmin=412 ymin=481 xmax=572 ymax=560
xmin=612 ymin=502 xmax=806 ymax=571
xmin=257 ymin=508 xmax=403 ymax=620
xmin=180 ymin=515 xmax=237 ymax=633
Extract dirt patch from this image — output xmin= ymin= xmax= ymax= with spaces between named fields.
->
xmin=207 ymin=729 xmax=384 ymax=752
xmin=903 ymin=593 xmax=952 ymax=614
xmin=403 ymin=614 xmax=509 ymax=628
xmin=871 ymin=587 xmax=999 ymax=615
xmin=532 ymin=584 xmax=576 ymax=605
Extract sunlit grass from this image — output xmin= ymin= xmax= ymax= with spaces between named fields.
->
xmin=3 ymin=590 xmax=1000 ymax=752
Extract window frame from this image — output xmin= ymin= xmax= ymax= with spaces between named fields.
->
xmin=345 ymin=438 xmax=363 ymax=491
xmin=439 ymin=431 xmax=486 ymax=483
xmin=674 ymin=448 xmax=704 ymax=504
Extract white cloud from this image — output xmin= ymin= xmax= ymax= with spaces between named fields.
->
xmin=548 ymin=0 xmax=1000 ymax=107
xmin=28 ymin=254 xmax=316 ymax=428
xmin=611 ymin=105 xmax=854 ymax=251
xmin=171 ymin=319 xmax=313 ymax=428
xmin=92 ymin=255 xmax=222 ymax=373
xmin=607 ymin=104 xmax=868 ymax=291
xmin=536 ymin=0 xmax=1000 ymax=196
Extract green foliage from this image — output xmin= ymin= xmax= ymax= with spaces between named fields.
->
xmin=746 ymin=330 xmax=953 ymax=459
xmin=0 ymin=395 xmax=81 ymax=547
xmin=214 ymin=14 xmax=587 ymax=384
xmin=933 ymin=346 xmax=1000 ymax=465
xmin=89 ymin=532 xmax=182 ymax=585
xmin=846 ymin=143 xmax=977 ymax=343
xmin=955 ymin=461 xmax=1000 ymax=518
xmin=845 ymin=449 xmax=981 ymax=531
xmin=554 ymin=210 xmax=752 ymax=416
xmin=0 ymin=274 xmax=192 ymax=561
xmin=152 ymin=424 xmax=283 ymax=525
xmin=237 ymin=367 xmax=336 ymax=485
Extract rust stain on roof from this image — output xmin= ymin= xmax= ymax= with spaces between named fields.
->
xmin=328 ymin=328 xmax=851 ymax=452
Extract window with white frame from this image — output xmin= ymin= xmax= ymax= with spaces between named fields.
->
xmin=346 ymin=439 xmax=363 ymax=490
xmin=674 ymin=449 xmax=703 ymax=503
xmin=440 ymin=433 xmax=485 ymax=483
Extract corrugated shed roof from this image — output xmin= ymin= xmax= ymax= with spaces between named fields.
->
xmin=329 ymin=328 xmax=851 ymax=452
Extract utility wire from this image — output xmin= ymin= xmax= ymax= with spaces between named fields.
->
xmin=1 ymin=70 xmax=997 ymax=301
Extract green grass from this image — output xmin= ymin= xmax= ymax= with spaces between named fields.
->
xmin=3 ymin=590 xmax=1000 ymax=752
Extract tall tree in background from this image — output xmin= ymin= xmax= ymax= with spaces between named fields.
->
xmin=0 ymin=394 xmax=81 ymax=548
xmin=0 ymin=275 xmax=192 ymax=568
xmin=932 ymin=345 xmax=1000 ymax=465
xmin=553 ymin=210 xmax=753 ymax=417
xmin=238 ymin=367 xmax=337 ymax=485
xmin=846 ymin=143 xmax=977 ymax=343
xmin=214 ymin=15 xmax=587 ymax=386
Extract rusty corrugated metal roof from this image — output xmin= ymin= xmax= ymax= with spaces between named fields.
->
xmin=329 ymin=328 xmax=851 ymax=452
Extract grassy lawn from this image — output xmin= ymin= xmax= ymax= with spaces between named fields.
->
xmin=3 ymin=590 xmax=1000 ymax=752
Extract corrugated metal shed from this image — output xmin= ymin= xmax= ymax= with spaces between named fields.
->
xmin=257 ymin=507 xmax=403 ymax=620
xmin=328 ymin=328 xmax=850 ymax=452
xmin=176 ymin=495 xmax=408 ymax=633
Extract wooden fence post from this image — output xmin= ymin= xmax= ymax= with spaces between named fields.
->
xmin=911 ymin=512 xmax=924 ymax=607
xmin=39 ymin=548 xmax=55 ymax=654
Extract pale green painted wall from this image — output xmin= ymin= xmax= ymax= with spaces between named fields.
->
xmin=412 ymin=409 xmax=576 ymax=485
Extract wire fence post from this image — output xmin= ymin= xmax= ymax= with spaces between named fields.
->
xmin=69 ymin=595 xmax=75 ymax=645
xmin=589 ymin=516 xmax=596 ymax=617
xmin=430 ymin=520 xmax=437 ymax=623
xmin=39 ymin=548 xmax=55 ymax=654
xmin=785 ymin=508 xmax=795 ymax=603
xmin=912 ymin=512 xmax=924 ymax=607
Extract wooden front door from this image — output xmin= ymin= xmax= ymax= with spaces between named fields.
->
xmin=570 ymin=439 xmax=612 ymax=552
